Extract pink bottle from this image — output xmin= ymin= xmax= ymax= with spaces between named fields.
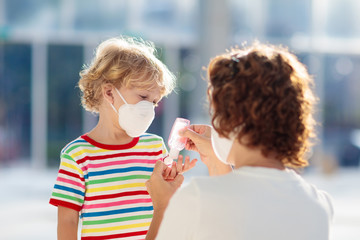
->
xmin=164 ymin=118 xmax=190 ymax=165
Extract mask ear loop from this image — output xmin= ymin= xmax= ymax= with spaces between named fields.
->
xmin=114 ymin=88 xmax=128 ymax=104
xmin=108 ymin=88 xmax=128 ymax=114
xmin=109 ymin=101 xmax=119 ymax=114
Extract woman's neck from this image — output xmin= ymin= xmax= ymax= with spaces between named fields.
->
xmin=229 ymin=140 xmax=285 ymax=170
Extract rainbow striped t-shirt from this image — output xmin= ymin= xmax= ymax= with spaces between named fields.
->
xmin=49 ymin=133 xmax=168 ymax=240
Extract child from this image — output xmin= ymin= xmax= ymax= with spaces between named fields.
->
xmin=49 ymin=36 xmax=195 ymax=240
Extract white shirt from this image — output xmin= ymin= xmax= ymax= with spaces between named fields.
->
xmin=156 ymin=166 xmax=333 ymax=240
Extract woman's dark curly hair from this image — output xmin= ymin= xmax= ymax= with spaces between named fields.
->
xmin=207 ymin=43 xmax=316 ymax=168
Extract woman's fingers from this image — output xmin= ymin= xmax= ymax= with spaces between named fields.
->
xmin=181 ymin=156 xmax=198 ymax=173
xmin=179 ymin=127 xmax=203 ymax=145
xmin=176 ymin=155 xmax=183 ymax=173
xmin=182 ymin=156 xmax=190 ymax=172
xmin=185 ymin=140 xmax=197 ymax=152
xmin=189 ymin=158 xmax=198 ymax=170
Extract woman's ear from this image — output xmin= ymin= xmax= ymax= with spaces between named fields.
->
xmin=102 ymin=83 xmax=114 ymax=104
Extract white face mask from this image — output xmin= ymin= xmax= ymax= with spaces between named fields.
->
xmin=211 ymin=127 xmax=235 ymax=165
xmin=110 ymin=88 xmax=155 ymax=137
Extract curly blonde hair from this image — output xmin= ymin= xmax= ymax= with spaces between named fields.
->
xmin=207 ymin=43 xmax=316 ymax=168
xmin=78 ymin=36 xmax=176 ymax=113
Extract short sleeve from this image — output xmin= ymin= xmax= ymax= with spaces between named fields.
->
xmin=49 ymin=152 xmax=85 ymax=212
xmin=156 ymin=181 xmax=200 ymax=240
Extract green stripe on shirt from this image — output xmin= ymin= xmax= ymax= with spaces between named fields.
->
xmin=52 ymin=192 xmax=84 ymax=204
xmin=88 ymin=175 xmax=151 ymax=185
xmin=61 ymin=153 xmax=75 ymax=161
xmin=83 ymin=214 xmax=153 ymax=225
xmin=65 ymin=144 xmax=97 ymax=154
xmin=138 ymin=138 xmax=161 ymax=143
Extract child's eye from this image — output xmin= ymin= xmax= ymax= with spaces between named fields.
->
xmin=139 ymin=95 xmax=147 ymax=100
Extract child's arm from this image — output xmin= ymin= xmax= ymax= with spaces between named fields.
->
xmin=57 ymin=206 xmax=79 ymax=240
xmin=145 ymin=161 xmax=184 ymax=240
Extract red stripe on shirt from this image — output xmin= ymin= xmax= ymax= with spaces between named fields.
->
xmin=81 ymin=134 xmax=140 ymax=150
xmin=59 ymin=169 xmax=85 ymax=182
xmin=49 ymin=199 xmax=82 ymax=212
xmin=85 ymin=190 xmax=149 ymax=201
xmin=82 ymin=230 xmax=148 ymax=240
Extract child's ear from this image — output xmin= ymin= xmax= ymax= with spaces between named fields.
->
xmin=102 ymin=83 xmax=114 ymax=104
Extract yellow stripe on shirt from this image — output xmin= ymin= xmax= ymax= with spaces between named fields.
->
xmin=61 ymin=161 xmax=84 ymax=176
xmin=71 ymin=148 xmax=110 ymax=158
xmin=87 ymin=182 xmax=145 ymax=193
xmin=82 ymin=221 xmax=151 ymax=233
xmin=132 ymin=143 xmax=162 ymax=149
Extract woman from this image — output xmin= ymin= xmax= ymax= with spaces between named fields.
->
xmin=145 ymin=42 xmax=333 ymax=240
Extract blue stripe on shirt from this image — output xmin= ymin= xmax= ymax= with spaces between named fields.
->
xmin=61 ymin=139 xmax=88 ymax=153
xmin=54 ymin=184 xmax=85 ymax=197
xmin=81 ymin=206 xmax=154 ymax=218
xmin=88 ymin=167 xmax=154 ymax=177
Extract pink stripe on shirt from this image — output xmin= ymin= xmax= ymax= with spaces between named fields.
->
xmin=83 ymin=198 xmax=152 ymax=209
xmin=57 ymin=177 xmax=85 ymax=189
xmin=81 ymin=159 xmax=160 ymax=172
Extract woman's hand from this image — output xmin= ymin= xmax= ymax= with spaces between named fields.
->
xmin=180 ymin=125 xmax=215 ymax=164
xmin=162 ymin=155 xmax=197 ymax=181
xmin=182 ymin=124 xmax=212 ymax=152
xmin=179 ymin=124 xmax=232 ymax=176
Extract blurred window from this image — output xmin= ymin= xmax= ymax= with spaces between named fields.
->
xmin=265 ymin=0 xmax=311 ymax=38
xmin=5 ymin=0 xmax=60 ymax=29
xmin=73 ymin=0 xmax=127 ymax=31
xmin=323 ymin=55 xmax=360 ymax=127
xmin=0 ymin=43 xmax=31 ymax=164
xmin=178 ymin=47 xmax=200 ymax=119
xmin=326 ymin=0 xmax=360 ymax=37
xmin=143 ymin=0 xmax=175 ymax=27
xmin=47 ymin=44 xmax=83 ymax=166
xmin=322 ymin=54 xmax=360 ymax=166
xmin=230 ymin=0 xmax=254 ymax=38
xmin=147 ymin=46 xmax=166 ymax=137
